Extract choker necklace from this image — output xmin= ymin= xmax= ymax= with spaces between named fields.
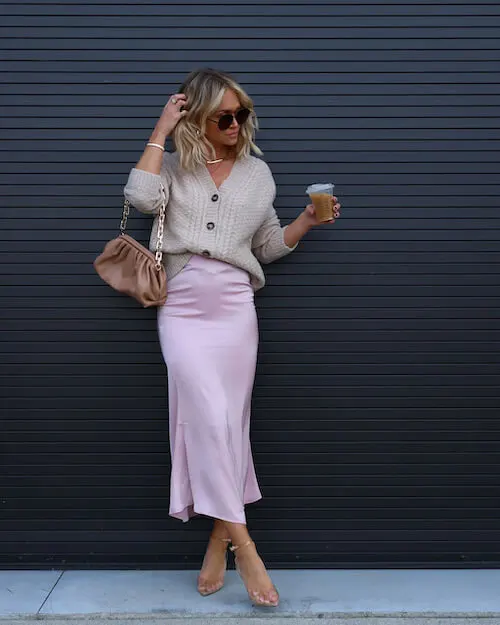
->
xmin=206 ymin=157 xmax=224 ymax=165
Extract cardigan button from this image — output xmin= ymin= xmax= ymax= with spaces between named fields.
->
xmin=202 ymin=250 xmax=211 ymax=257
xmin=207 ymin=222 xmax=215 ymax=230
xmin=211 ymin=193 xmax=219 ymax=202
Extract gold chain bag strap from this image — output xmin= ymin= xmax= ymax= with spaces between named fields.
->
xmin=93 ymin=184 xmax=167 ymax=308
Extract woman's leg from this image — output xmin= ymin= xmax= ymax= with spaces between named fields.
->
xmin=197 ymin=519 xmax=231 ymax=594
xmin=223 ymin=521 xmax=279 ymax=606
xmin=213 ymin=518 xmax=230 ymax=539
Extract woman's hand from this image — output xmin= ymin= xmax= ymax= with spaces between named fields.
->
xmin=154 ymin=94 xmax=188 ymax=139
xmin=283 ymin=196 xmax=341 ymax=248
xmin=302 ymin=196 xmax=341 ymax=227
xmin=136 ymin=94 xmax=188 ymax=174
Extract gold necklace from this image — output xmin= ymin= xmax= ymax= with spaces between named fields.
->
xmin=206 ymin=150 xmax=233 ymax=165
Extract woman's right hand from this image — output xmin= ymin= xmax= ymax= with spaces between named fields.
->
xmin=139 ymin=93 xmax=188 ymax=174
xmin=156 ymin=93 xmax=188 ymax=138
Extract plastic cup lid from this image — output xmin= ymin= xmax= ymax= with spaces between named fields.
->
xmin=306 ymin=183 xmax=334 ymax=194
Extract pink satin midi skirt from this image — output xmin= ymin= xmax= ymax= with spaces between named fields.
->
xmin=157 ymin=254 xmax=263 ymax=524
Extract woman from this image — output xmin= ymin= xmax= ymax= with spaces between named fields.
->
xmin=124 ymin=68 xmax=341 ymax=608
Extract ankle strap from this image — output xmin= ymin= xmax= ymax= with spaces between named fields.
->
xmin=229 ymin=539 xmax=253 ymax=553
xmin=211 ymin=536 xmax=231 ymax=544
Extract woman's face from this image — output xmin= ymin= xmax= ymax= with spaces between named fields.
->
xmin=204 ymin=89 xmax=243 ymax=149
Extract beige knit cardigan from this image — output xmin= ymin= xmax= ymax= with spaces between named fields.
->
xmin=123 ymin=151 xmax=296 ymax=290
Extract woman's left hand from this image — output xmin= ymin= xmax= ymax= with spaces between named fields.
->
xmin=303 ymin=196 xmax=341 ymax=227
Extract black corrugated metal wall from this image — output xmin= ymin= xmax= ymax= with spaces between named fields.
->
xmin=1 ymin=0 xmax=500 ymax=569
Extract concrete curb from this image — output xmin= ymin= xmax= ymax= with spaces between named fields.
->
xmin=3 ymin=615 xmax=500 ymax=624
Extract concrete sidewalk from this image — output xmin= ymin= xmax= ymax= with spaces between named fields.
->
xmin=1 ymin=569 xmax=500 ymax=623
xmin=5 ymin=615 xmax=500 ymax=625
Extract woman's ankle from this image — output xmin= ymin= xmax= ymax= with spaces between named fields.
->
xmin=222 ymin=520 xmax=251 ymax=547
xmin=232 ymin=540 xmax=259 ymax=560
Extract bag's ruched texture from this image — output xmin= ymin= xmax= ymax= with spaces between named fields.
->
xmin=94 ymin=233 xmax=167 ymax=308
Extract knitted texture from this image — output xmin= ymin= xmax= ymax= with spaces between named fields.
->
xmin=123 ymin=152 xmax=296 ymax=290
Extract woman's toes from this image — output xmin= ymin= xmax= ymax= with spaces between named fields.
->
xmin=266 ymin=590 xmax=279 ymax=605
xmin=198 ymin=577 xmax=220 ymax=594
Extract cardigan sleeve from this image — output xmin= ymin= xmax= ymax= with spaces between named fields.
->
xmin=251 ymin=162 xmax=298 ymax=265
xmin=123 ymin=152 xmax=173 ymax=215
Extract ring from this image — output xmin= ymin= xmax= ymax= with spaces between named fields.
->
xmin=171 ymin=96 xmax=178 ymax=105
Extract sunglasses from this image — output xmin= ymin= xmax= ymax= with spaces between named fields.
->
xmin=207 ymin=108 xmax=251 ymax=131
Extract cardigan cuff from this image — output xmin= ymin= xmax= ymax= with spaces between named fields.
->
xmin=283 ymin=225 xmax=298 ymax=252
xmin=125 ymin=167 xmax=162 ymax=194
xmin=123 ymin=168 xmax=166 ymax=214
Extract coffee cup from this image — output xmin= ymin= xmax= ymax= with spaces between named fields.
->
xmin=306 ymin=183 xmax=335 ymax=222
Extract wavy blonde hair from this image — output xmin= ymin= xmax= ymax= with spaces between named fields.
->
xmin=171 ymin=68 xmax=262 ymax=172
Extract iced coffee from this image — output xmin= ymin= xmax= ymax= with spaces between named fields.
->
xmin=306 ymin=183 xmax=335 ymax=222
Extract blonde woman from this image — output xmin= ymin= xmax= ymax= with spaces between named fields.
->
xmin=124 ymin=68 xmax=341 ymax=608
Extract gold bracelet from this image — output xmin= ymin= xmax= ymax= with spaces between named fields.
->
xmin=146 ymin=142 xmax=165 ymax=151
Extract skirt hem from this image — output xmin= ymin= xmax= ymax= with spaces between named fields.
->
xmin=170 ymin=495 xmax=263 ymax=524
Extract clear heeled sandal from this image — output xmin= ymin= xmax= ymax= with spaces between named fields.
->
xmin=230 ymin=539 xmax=280 ymax=607
xmin=197 ymin=535 xmax=232 ymax=596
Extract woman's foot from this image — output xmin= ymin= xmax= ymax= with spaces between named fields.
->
xmin=197 ymin=534 xmax=231 ymax=596
xmin=231 ymin=540 xmax=279 ymax=607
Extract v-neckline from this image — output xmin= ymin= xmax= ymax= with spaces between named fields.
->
xmin=171 ymin=150 xmax=252 ymax=195
xmin=206 ymin=160 xmax=235 ymax=191
xmin=199 ymin=155 xmax=246 ymax=192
